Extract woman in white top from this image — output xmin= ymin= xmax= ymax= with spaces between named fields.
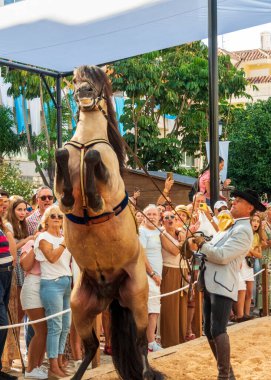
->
xmin=160 ymin=210 xmax=187 ymax=348
xmin=35 ymin=205 xmax=72 ymax=378
xmin=139 ymin=204 xmax=162 ymax=352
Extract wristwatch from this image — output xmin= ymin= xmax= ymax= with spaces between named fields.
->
xmin=149 ymin=271 xmax=157 ymax=278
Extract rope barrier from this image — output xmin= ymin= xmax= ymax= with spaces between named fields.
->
xmin=0 ymin=268 xmax=269 ymax=330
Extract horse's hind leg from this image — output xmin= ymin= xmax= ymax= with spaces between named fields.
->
xmin=55 ymin=148 xmax=75 ymax=210
xmin=70 ymin=273 xmax=107 ymax=380
xmin=84 ymin=149 xmax=107 ymax=212
xmin=115 ymin=249 xmax=164 ymax=379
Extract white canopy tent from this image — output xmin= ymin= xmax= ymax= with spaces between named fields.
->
xmin=0 ymin=0 xmax=270 ymax=203
xmin=0 ymin=0 xmax=270 ymax=75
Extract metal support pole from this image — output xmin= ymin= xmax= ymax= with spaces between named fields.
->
xmin=56 ymin=75 xmax=62 ymax=148
xmin=208 ymin=0 xmax=220 ymax=208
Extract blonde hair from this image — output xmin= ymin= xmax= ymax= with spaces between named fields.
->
xmin=40 ymin=205 xmax=63 ymax=229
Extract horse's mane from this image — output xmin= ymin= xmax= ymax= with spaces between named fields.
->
xmin=76 ymin=66 xmax=125 ymax=174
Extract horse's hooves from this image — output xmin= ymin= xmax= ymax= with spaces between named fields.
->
xmin=62 ymin=195 xmax=75 ymax=208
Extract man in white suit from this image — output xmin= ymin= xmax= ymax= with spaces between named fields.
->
xmin=192 ymin=189 xmax=266 ymax=380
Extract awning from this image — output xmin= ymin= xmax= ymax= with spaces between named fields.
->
xmin=0 ymin=0 xmax=270 ymax=74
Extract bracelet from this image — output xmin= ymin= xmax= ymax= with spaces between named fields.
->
xmin=149 ymin=271 xmax=156 ymax=278
xmin=59 ymin=243 xmax=66 ymax=249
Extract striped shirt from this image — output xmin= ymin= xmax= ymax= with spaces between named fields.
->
xmin=0 ymin=228 xmax=12 ymax=265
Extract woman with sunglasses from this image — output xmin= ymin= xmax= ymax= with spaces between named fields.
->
xmin=35 ymin=205 xmax=72 ymax=378
xmin=160 ymin=211 xmax=188 ymax=348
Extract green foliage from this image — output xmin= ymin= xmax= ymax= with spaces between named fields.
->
xmin=0 ymin=162 xmax=34 ymax=201
xmin=31 ymin=99 xmax=73 ymax=173
xmin=228 ymin=99 xmax=271 ymax=194
xmin=109 ymin=42 xmax=250 ymax=168
xmin=0 ymin=105 xmax=26 ymax=159
xmin=3 ymin=70 xmax=74 ymax=185
xmin=176 ymin=166 xmax=198 ymax=178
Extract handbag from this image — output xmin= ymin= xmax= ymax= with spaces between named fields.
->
xmin=245 ymin=256 xmax=255 ymax=269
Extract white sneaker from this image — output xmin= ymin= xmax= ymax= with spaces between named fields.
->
xmin=148 ymin=341 xmax=163 ymax=352
xmin=24 ymin=367 xmax=48 ymax=379
xmin=38 ymin=366 xmax=48 ymax=375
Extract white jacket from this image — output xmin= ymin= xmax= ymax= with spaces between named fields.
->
xmin=200 ymin=218 xmax=253 ymax=301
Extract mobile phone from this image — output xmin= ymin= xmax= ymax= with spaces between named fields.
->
xmin=167 ymin=172 xmax=173 ymax=180
xmin=199 ymin=202 xmax=208 ymax=211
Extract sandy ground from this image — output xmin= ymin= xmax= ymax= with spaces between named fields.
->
xmin=12 ymin=316 xmax=271 ymax=380
xmin=96 ymin=317 xmax=271 ymax=380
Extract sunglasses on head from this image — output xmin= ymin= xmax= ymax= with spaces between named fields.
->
xmin=39 ymin=195 xmax=54 ymax=201
xmin=49 ymin=214 xmax=63 ymax=220
xmin=164 ymin=215 xmax=175 ymax=220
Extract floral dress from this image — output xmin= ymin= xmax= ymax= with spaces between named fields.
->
xmin=257 ymin=222 xmax=271 ymax=310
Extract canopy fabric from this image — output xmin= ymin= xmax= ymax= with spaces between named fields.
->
xmin=0 ymin=0 xmax=270 ymax=74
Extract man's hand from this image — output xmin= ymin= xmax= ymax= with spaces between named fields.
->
xmin=192 ymin=236 xmax=206 ymax=249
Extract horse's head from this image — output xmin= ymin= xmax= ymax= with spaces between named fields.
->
xmin=73 ymin=65 xmax=109 ymax=112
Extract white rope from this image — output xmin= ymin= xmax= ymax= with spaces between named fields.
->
xmin=149 ymin=281 xmax=197 ymax=300
xmin=242 ymin=268 xmax=265 ymax=281
xmin=0 ymin=268 xmax=268 ymax=330
xmin=0 ymin=308 xmax=71 ymax=330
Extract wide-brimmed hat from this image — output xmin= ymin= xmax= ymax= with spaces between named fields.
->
xmin=175 ymin=205 xmax=190 ymax=218
xmin=231 ymin=189 xmax=266 ymax=212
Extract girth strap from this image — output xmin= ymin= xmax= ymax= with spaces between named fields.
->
xmin=65 ymin=191 xmax=129 ymax=226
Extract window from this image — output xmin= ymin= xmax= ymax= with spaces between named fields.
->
xmin=4 ymin=0 xmax=23 ymax=5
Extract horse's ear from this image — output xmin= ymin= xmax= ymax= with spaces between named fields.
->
xmin=100 ymin=65 xmax=107 ymax=72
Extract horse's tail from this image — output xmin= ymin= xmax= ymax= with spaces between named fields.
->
xmin=110 ymin=299 xmax=164 ymax=380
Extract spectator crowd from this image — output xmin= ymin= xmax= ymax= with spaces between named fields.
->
xmin=0 ymin=162 xmax=270 ymax=379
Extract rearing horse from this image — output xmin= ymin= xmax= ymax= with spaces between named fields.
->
xmin=54 ymin=65 xmax=163 ymax=380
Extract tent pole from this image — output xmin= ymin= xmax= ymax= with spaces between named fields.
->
xmin=56 ymin=75 xmax=62 ymax=148
xmin=208 ymin=0 xmax=219 ymax=209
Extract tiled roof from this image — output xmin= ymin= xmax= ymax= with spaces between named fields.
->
xmin=220 ymin=48 xmax=271 ymax=61
xmin=247 ymin=75 xmax=271 ymax=84
xmin=233 ymin=49 xmax=271 ymax=61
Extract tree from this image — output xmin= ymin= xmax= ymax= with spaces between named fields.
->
xmin=0 ymin=162 xmax=34 ymax=201
xmin=108 ymin=42 xmax=250 ymax=168
xmin=4 ymin=70 xmax=74 ymax=187
xmin=0 ymin=105 xmax=25 ymax=162
xmin=228 ymin=99 xmax=271 ymax=195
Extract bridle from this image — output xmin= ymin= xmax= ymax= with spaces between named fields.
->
xmin=64 ymin=82 xmax=129 ymax=226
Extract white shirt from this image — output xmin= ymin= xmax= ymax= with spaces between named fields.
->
xmin=139 ymin=226 xmax=162 ymax=276
xmin=34 ymin=231 xmax=72 ymax=280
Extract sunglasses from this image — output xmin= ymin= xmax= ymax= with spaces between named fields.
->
xmin=164 ymin=215 xmax=175 ymax=220
xmin=26 ymin=206 xmax=33 ymax=212
xmin=49 ymin=214 xmax=63 ymax=220
xmin=39 ymin=195 xmax=54 ymax=201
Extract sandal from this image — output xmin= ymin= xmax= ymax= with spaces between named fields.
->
xmin=103 ymin=345 xmax=112 ymax=355
xmin=185 ymin=333 xmax=196 ymax=341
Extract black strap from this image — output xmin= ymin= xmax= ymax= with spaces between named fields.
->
xmin=65 ymin=192 xmax=129 ymax=225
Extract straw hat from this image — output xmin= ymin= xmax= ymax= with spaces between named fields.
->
xmin=175 ymin=205 xmax=190 ymax=218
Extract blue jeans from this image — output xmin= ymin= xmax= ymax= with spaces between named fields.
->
xmin=0 ymin=265 xmax=13 ymax=370
xmin=40 ymin=276 xmax=71 ymax=358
